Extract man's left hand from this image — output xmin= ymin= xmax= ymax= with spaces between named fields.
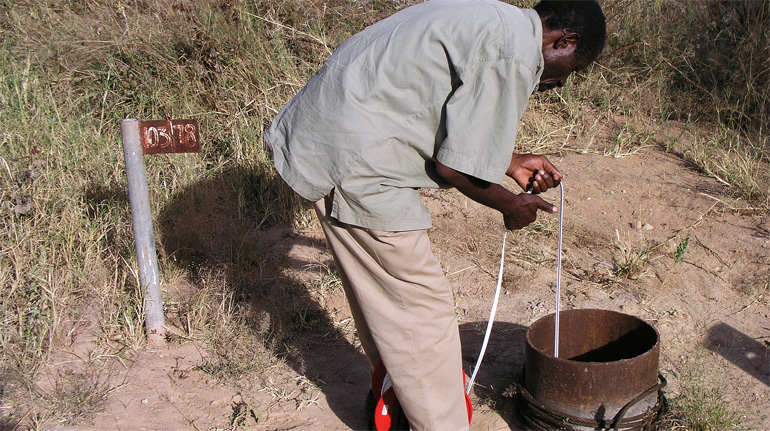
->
xmin=506 ymin=154 xmax=563 ymax=194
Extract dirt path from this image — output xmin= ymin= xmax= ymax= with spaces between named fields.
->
xmin=54 ymin=147 xmax=768 ymax=431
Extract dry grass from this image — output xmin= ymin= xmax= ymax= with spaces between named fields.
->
xmin=664 ymin=360 xmax=743 ymax=431
xmin=612 ymin=228 xmax=655 ymax=281
xmin=519 ymin=0 xmax=769 ymax=209
xmin=0 ymin=0 xmax=767 ymax=428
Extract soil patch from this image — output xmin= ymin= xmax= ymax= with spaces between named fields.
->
xmin=36 ymin=148 xmax=770 ymax=430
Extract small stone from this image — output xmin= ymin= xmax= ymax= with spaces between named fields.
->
xmin=13 ymin=201 xmax=32 ymax=216
xmin=631 ymin=221 xmax=642 ymax=229
xmin=211 ymin=397 xmax=230 ymax=408
xmin=141 ymin=399 xmax=148 ymax=404
xmin=642 ymin=223 xmax=654 ymax=231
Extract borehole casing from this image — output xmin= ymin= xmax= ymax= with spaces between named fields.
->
xmin=525 ymin=309 xmax=660 ymax=423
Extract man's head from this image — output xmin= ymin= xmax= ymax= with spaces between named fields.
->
xmin=534 ymin=0 xmax=606 ymax=92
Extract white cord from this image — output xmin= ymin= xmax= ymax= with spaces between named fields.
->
xmin=466 ymin=230 xmax=507 ymax=394
xmin=466 ymin=183 xmax=565 ymax=393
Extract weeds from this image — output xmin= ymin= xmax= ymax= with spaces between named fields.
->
xmin=603 ymin=122 xmax=655 ymax=159
xmin=195 ymin=307 xmax=275 ymax=381
xmin=674 ymin=232 xmax=690 ymax=264
xmin=34 ymin=368 xmax=114 ymax=426
xmin=0 ymin=365 xmax=115 ymax=428
xmin=305 ymin=264 xmax=341 ymax=297
xmin=229 ymin=396 xmax=262 ymax=429
xmin=0 ymin=0 xmax=767 ymax=427
xmin=679 ymin=126 xmax=769 ymax=205
xmin=612 ymin=229 xmax=654 ymax=280
xmin=668 ymin=369 xmax=742 ymax=431
xmin=507 ymin=215 xmax=560 ymax=267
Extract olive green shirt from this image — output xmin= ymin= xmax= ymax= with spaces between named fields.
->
xmin=265 ymin=0 xmax=543 ymax=231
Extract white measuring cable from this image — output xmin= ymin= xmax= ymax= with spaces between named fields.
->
xmin=466 ymin=183 xmax=564 ymax=394
xmin=466 ymin=229 xmax=507 ymax=394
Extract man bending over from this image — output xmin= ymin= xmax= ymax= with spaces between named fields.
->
xmin=265 ymin=1 xmax=606 ymax=429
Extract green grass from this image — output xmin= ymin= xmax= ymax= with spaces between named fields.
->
xmin=674 ymin=232 xmax=690 ymax=264
xmin=0 ymin=0 xmax=767 ymax=427
xmin=663 ymin=364 xmax=743 ymax=431
xmin=672 ymin=386 xmax=742 ymax=431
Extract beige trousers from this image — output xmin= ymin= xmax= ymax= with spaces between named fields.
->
xmin=313 ymin=198 xmax=469 ymax=431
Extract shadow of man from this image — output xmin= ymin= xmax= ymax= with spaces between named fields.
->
xmin=460 ymin=320 xmax=528 ymax=429
xmin=158 ymin=164 xmax=370 ymax=429
xmin=707 ymin=322 xmax=769 ymax=387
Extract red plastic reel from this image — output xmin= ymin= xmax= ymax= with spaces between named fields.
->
xmin=371 ymin=361 xmax=472 ymax=430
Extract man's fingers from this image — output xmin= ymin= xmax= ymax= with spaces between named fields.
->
xmin=540 ymin=170 xmax=556 ymax=188
xmin=529 ymin=168 xmax=563 ymax=194
xmin=539 ymin=157 xmax=563 ymax=180
xmin=536 ymin=196 xmax=558 ymax=213
xmin=543 ymin=166 xmax=563 ymax=183
xmin=505 ymin=195 xmax=558 ymax=230
xmin=521 ymin=194 xmax=558 ymax=213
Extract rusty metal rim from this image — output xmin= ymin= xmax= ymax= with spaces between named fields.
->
xmin=526 ymin=308 xmax=660 ymax=365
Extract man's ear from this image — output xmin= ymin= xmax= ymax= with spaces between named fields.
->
xmin=555 ymin=32 xmax=580 ymax=50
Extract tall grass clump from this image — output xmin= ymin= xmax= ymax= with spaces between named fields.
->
xmin=611 ymin=0 xmax=770 ymax=207
xmin=0 ymin=0 xmax=401 ymax=425
xmin=521 ymin=0 xmax=769 ymax=207
xmin=666 ymin=363 xmax=743 ymax=431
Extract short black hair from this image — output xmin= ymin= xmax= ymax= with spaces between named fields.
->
xmin=534 ymin=0 xmax=607 ymax=62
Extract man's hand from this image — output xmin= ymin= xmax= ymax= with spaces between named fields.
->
xmin=436 ymin=161 xmax=559 ymax=231
xmin=502 ymin=193 xmax=558 ymax=230
xmin=507 ymin=154 xmax=563 ymax=194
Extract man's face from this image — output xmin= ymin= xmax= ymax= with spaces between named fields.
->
xmin=538 ymin=33 xmax=592 ymax=92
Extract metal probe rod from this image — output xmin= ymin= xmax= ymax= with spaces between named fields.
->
xmin=554 ymin=183 xmax=564 ymax=358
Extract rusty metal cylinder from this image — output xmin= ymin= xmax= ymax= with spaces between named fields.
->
xmin=524 ymin=309 xmax=660 ymax=428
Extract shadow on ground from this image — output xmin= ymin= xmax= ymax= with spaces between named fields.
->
xmin=158 ymin=165 xmax=370 ymax=429
xmin=155 ymin=164 xmax=541 ymax=428
xmin=706 ymin=322 xmax=770 ymax=387
xmin=461 ymin=320 xmax=528 ymax=429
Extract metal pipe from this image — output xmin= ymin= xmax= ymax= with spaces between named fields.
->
xmin=120 ymin=118 xmax=165 ymax=342
xmin=525 ymin=309 xmax=660 ymax=425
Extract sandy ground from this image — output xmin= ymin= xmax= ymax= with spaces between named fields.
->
xmin=34 ymin=146 xmax=769 ymax=431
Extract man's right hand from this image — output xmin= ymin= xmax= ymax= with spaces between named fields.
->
xmin=502 ymin=193 xmax=559 ymax=230
xmin=437 ymin=162 xmax=559 ymax=231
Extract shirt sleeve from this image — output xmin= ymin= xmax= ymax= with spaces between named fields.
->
xmin=435 ymin=58 xmax=535 ymax=184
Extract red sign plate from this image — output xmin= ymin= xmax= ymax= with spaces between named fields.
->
xmin=139 ymin=119 xmax=201 ymax=155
